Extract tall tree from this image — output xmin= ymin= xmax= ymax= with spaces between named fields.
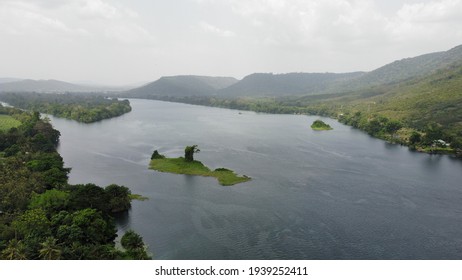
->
xmin=184 ymin=145 xmax=200 ymax=162
xmin=1 ymin=239 xmax=28 ymax=260
xmin=121 ymin=230 xmax=151 ymax=260
xmin=39 ymin=237 xmax=62 ymax=260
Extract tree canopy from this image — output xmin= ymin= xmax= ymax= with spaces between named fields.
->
xmin=0 ymin=107 xmax=149 ymax=259
xmin=0 ymin=92 xmax=131 ymax=123
xmin=184 ymin=145 xmax=200 ymax=162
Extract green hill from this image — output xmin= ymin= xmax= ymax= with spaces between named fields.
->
xmin=283 ymin=59 xmax=462 ymax=152
xmin=125 ymin=75 xmax=238 ymax=98
xmin=124 ymin=45 xmax=462 ymax=100
xmin=354 ymin=62 xmax=462 ymax=136
xmin=218 ymin=72 xmax=364 ymax=97
xmin=334 ymin=45 xmax=462 ymax=92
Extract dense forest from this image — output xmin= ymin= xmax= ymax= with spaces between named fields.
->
xmin=0 ymin=105 xmax=150 ymax=259
xmin=0 ymin=92 xmax=131 ymax=123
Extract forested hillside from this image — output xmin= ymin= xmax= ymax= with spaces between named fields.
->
xmin=0 ymin=105 xmax=150 ymax=259
xmin=0 ymin=92 xmax=131 ymax=123
xmin=333 ymin=45 xmax=462 ymax=92
xmin=332 ymin=61 xmax=462 ymax=149
xmin=218 ymin=72 xmax=364 ymax=97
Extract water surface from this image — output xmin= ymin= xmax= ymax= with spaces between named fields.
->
xmin=50 ymin=99 xmax=462 ymax=259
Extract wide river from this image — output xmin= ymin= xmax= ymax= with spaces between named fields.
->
xmin=49 ymin=99 xmax=462 ymax=259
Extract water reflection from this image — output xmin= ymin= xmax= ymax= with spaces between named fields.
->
xmin=113 ymin=210 xmax=130 ymax=232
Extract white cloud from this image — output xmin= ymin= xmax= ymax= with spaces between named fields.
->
xmin=73 ymin=0 xmax=138 ymax=20
xmin=220 ymin=0 xmax=391 ymax=47
xmin=2 ymin=0 xmax=462 ymax=84
xmin=0 ymin=1 xmax=75 ymax=35
xmin=199 ymin=21 xmax=235 ymax=37
xmin=0 ymin=0 xmax=153 ymax=45
xmin=196 ymin=0 xmax=462 ymax=57
xmin=397 ymin=0 xmax=462 ymax=22
xmin=104 ymin=23 xmax=154 ymax=45
xmin=385 ymin=0 xmax=462 ymax=48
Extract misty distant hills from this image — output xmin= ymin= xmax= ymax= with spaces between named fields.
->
xmin=125 ymin=72 xmax=366 ymax=98
xmin=218 ymin=72 xmax=364 ymax=97
xmin=0 ymin=79 xmax=121 ymax=93
xmin=123 ymin=44 xmax=462 ymax=99
xmin=126 ymin=75 xmax=238 ymax=98
xmin=0 ymin=78 xmax=24 ymax=84
xmin=3 ymin=44 xmax=462 ymax=99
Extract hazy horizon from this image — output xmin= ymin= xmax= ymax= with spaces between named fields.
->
xmin=1 ymin=0 xmax=462 ymax=86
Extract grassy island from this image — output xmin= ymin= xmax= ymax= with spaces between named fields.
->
xmin=311 ymin=119 xmax=333 ymax=131
xmin=149 ymin=147 xmax=251 ymax=186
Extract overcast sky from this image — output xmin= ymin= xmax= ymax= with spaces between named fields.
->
xmin=1 ymin=0 xmax=462 ymax=85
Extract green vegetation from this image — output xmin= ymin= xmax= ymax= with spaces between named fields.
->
xmin=184 ymin=145 xmax=200 ymax=162
xmin=149 ymin=149 xmax=251 ymax=186
xmin=151 ymin=150 xmax=165 ymax=160
xmin=0 ymin=115 xmax=21 ymax=131
xmin=0 ymin=106 xmax=149 ymax=259
xmin=311 ymin=120 xmax=332 ymax=131
xmin=129 ymin=194 xmax=149 ymax=201
xmin=0 ymin=92 xmax=131 ymax=123
xmin=120 ymin=230 xmax=150 ymax=260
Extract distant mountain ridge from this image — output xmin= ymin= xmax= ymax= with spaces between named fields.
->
xmin=0 ymin=78 xmax=24 ymax=84
xmin=218 ymin=72 xmax=365 ymax=97
xmin=336 ymin=44 xmax=462 ymax=91
xmin=2 ymin=44 xmax=462 ymax=99
xmin=126 ymin=75 xmax=238 ymax=98
xmin=0 ymin=79 xmax=122 ymax=93
xmin=124 ymin=44 xmax=462 ymax=99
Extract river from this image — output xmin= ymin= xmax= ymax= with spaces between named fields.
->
xmin=49 ymin=99 xmax=462 ymax=259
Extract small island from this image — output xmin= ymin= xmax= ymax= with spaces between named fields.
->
xmin=149 ymin=145 xmax=251 ymax=186
xmin=311 ymin=119 xmax=333 ymax=131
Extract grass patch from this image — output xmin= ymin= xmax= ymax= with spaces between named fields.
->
xmin=149 ymin=157 xmax=251 ymax=186
xmin=0 ymin=114 xmax=21 ymax=131
xmin=417 ymin=146 xmax=455 ymax=155
xmin=129 ymin=194 xmax=149 ymax=201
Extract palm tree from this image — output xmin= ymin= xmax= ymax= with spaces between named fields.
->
xmin=1 ymin=239 xmax=27 ymax=260
xmin=39 ymin=237 xmax=62 ymax=260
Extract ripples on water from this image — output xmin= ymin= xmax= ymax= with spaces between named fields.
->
xmin=51 ymin=99 xmax=462 ymax=259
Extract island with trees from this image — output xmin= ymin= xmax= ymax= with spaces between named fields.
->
xmin=0 ymin=104 xmax=149 ymax=259
xmin=311 ymin=120 xmax=333 ymax=131
xmin=0 ymin=92 xmax=131 ymax=123
xmin=149 ymin=145 xmax=251 ymax=186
